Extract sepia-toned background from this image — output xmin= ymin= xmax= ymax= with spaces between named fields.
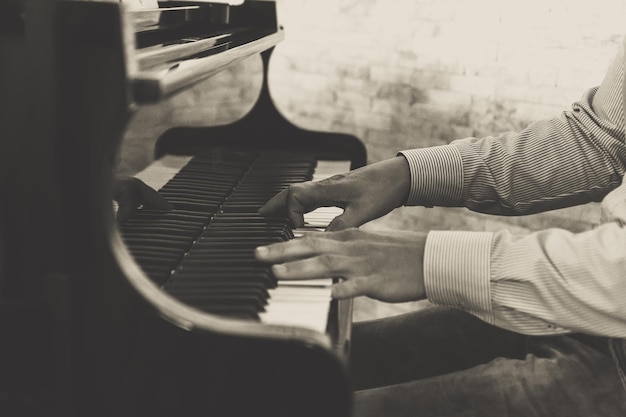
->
xmin=119 ymin=0 xmax=626 ymax=321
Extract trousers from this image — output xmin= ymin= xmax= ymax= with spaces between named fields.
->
xmin=350 ymin=306 xmax=626 ymax=417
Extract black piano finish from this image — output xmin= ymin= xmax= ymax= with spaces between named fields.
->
xmin=0 ymin=1 xmax=365 ymax=416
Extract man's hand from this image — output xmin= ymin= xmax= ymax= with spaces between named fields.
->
xmin=112 ymin=176 xmax=173 ymax=223
xmin=255 ymin=228 xmax=427 ymax=302
xmin=258 ymin=156 xmax=411 ymax=231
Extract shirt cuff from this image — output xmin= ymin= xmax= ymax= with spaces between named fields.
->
xmin=398 ymin=145 xmax=464 ymax=207
xmin=424 ymin=230 xmax=496 ymax=324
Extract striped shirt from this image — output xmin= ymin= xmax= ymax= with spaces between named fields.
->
xmin=400 ymin=39 xmax=626 ymax=338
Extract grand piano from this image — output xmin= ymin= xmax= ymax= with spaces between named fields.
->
xmin=0 ymin=1 xmax=366 ymax=416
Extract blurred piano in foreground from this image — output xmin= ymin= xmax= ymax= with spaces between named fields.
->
xmin=0 ymin=0 xmax=366 ymax=416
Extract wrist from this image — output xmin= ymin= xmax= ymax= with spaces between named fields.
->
xmin=391 ymin=155 xmax=412 ymax=206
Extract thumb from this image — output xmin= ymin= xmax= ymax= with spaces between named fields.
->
xmin=137 ymin=180 xmax=173 ymax=211
xmin=116 ymin=199 xmax=137 ymax=224
xmin=331 ymin=278 xmax=366 ymax=299
xmin=325 ymin=207 xmax=363 ymax=231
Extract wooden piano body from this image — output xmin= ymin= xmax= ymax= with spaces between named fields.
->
xmin=0 ymin=1 xmax=366 ymax=416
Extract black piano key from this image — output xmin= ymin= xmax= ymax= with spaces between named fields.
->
xmin=119 ymin=226 xmax=198 ymax=238
xmin=166 ymin=281 xmax=268 ymax=295
xmin=126 ymin=244 xmax=187 ymax=255
xmin=165 ymin=290 xmax=267 ymax=307
xmin=122 ymin=232 xmax=193 ymax=242
xmin=158 ymin=190 xmax=229 ymax=200
xmin=173 ymin=265 xmax=274 ymax=277
xmin=192 ymin=235 xmax=285 ymax=247
xmin=121 ymin=220 xmax=206 ymax=233
xmin=184 ymin=299 xmax=265 ymax=314
xmin=191 ymin=306 xmax=260 ymax=320
xmin=128 ymin=245 xmax=184 ymax=255
xmin=130 ymin=247 xmax=181 ymax=260
xmin=166 ymin=280 xmax=269 ymax=291
xmin=170 ymin=201 xmax=220 ymax=212
xmin=130 ymin=251 xmax=181 ymax=263
xmin=132 ymin=209 xmax=210 ymax=222
xmin=171 ymin=270 xmax=275 ymax=287
xmin=205 ymin=226 xmax=292 ymax=237
xmin=200 ymin=229 xmax=291 ymax=239
xmin=162 ymin=177 xmax=235 ymax=186
xmin=211 ymin=214 xmax=287 ymax=222
xmin=122 ymin=234 xmax=192 ymax=245
xmin=169 ymin=173 xmax=240 ymax=182
xmin=184 ymin=252 xmax=254 ymax=260
xmin=206 ymin=221 xmax=290 ymax=228
xmin=166 ymin=292 xmax=269 ymax=312
xmin=220 ymin=206 xmax=267 ymax=213
xmin=172 ymin=299 xmax=266 ymax=317
xmin=176 ymin=259 xmax=268 ymax=269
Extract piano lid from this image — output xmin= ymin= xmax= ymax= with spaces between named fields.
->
xmin=124 ymin=0 xmax=283 ymax=103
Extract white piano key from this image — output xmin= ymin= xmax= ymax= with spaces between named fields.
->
xmin=311 ymin=160 xmax=351 ymax=181
xmin=267 ymin=287 xmax=332 ymax=299
xmin=259 ymin=281 xmax=334 ymax=331
xmin=133 ymin=155 xmax=193 ymax=191
xmin=277 ymin=278 xmax=333 ymax=287
xmin=304 ymin=210 xmax=342 ymax=228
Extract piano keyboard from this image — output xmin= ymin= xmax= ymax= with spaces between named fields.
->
xmin=121 ymin=148 xmax=348 ymax=333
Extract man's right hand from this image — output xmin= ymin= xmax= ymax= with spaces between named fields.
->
xmin=259 ymin=156 xmax=411 ymax=231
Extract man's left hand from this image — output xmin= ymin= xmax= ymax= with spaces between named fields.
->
xmin=112 ymin=176 xmax=173 ymax=223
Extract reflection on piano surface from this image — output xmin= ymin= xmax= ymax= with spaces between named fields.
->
xmin=1 ymin=1 xmax=366 ymax=416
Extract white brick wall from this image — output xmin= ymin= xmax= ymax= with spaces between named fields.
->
xmin=267 ymin=0 xmax=624 ymax=161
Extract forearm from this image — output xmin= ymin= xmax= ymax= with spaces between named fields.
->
xmin=455 ymin=85 xmax=626 ymax=215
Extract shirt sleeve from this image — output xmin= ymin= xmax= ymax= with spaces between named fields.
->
xmin=401 ymin=40 xmax=626 ymax=336
xmin=425 ymin=223 xmax=626 ymax=337
xmin=399 ymin=39 xmax=626 ymax=215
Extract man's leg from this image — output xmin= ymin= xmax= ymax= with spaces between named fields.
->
xmin=350 ymin=307 xmax=626 ymax=417
xmin=350 ymin=306 xmax=528 ymax=390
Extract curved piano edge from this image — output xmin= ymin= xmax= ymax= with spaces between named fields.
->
xmin=109 ymin=227 xmax=334 ymax=351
